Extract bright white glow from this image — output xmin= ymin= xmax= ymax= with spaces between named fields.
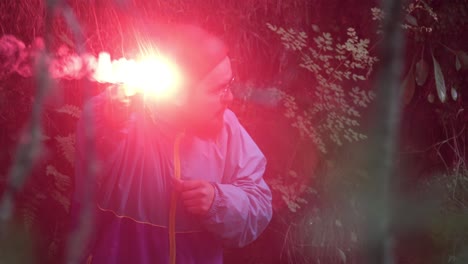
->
xmin=91 ymin=52 xmax=183 ymax=100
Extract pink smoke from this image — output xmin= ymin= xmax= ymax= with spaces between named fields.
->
xmin=0 ymin=35 xmax=188 ymax=102
xmin=0 ymin=35 xmax=33 ymax=79
xmin=0 ymin=35 xmax=104 ymax=81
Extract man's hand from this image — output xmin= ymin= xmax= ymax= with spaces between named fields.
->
xmin=173 ymin=178 xmax=215 ymax=215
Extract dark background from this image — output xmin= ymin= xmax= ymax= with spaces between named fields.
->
xmin=1 ymin=0 xmax=468 ymax=263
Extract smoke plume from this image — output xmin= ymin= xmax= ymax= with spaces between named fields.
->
xmin=0 ymin=35 xmax=107 ymax=82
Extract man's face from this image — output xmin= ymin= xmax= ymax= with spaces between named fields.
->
xmin=182 ymin=57 xmax=233 ymax=137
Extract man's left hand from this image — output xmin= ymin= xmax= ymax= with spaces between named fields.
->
xmin=173 ymin=179 xmax=215 ymax=215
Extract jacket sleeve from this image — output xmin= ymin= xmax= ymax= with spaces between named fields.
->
xmin=71 ymin=89 xmax=137 ymax=260
xmin=201 ymin=111 xmax=272 ymax=248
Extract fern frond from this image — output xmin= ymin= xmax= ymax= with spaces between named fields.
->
xmin=45 ymin=165 xmax=72 ymax=212
xmin=46 ymin=165 xmax=72 ymax=192
xmin=55 ymin=104 xmax=81 ymax=119
xmin=48 ymin=240 xmax=59 ymax=260
xmin=55 ymin=133 xmax=76 ymax=166
xmin=21 ymin=192 xmax=46 ymax=231
xmin=51 ymin=190 xmax=70 ymax=213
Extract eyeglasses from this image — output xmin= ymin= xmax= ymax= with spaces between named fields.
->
xmin=220 ymin=77 xmax=235 ymax=101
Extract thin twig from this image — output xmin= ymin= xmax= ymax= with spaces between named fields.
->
xmin=400 ymin=125 xmax=466 ymax=155
xmin=91 ymin=3 xmax=104 ymax=52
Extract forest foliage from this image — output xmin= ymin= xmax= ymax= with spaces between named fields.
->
xmin=0 ymin=0 xmax=468 ymax=263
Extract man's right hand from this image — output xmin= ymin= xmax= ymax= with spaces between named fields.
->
xmin=173 ymin=178 xmax=215 ymax=216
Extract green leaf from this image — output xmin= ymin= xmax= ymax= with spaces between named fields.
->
xmin=337 ymin=248 xmax=347 ymax=263
xmin=432 ymin=54 xmax=447 ymax=103
xmin=405 ymin=14 xmax=418 ymax=27
xmin=451 ymin=87 xmax=458 ymax=101
xmin=427 ymin=93 xmax=435 ymax=103
xmin=402 ymin=64 xmax=415 ymax=105
xmin=456 ymin=51 xmax=468 ymax=70
xmin=265 ymin=23 xmax=277 ymax=31
xmin=415 ymin=58 xmax=429 ymax=86
xmin=311 ymin=24 xmax=320 ymax=33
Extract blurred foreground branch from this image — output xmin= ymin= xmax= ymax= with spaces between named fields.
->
xmin=57 ymin=1 xmax=97 ymax=264
xmin=0 ymin=1 xmax=96 ymax=263
xmin=0 ymin=0 xmax=56 ymax=239
xmin=365 ymin=0 xmax=404 ymax=263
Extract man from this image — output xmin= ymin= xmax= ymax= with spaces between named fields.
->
xmin=73 ymin=24 xmax=272 ymax=264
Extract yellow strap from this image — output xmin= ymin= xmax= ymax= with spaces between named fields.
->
xmin=169 ymin=133 xmax=184 ymax=264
